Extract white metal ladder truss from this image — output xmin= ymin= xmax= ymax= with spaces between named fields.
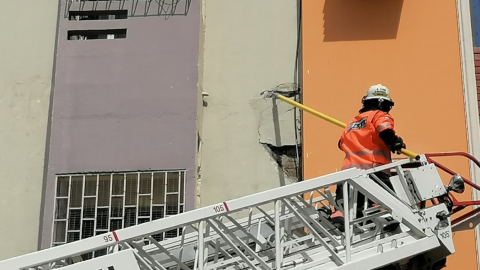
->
xmin=0 ymin=155 xmax=470 ymax=270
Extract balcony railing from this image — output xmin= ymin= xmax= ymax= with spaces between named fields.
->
xmin=64 ymin=0 xmax=192 ymax=18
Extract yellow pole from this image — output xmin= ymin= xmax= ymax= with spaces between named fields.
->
xmin=274 ymin=93 xmax=420 ymax=160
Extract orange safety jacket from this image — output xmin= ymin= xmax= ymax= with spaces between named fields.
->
xmin=339 ymin=110 xmax=394 ymax=173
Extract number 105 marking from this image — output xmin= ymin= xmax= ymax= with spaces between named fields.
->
xmin=213 ymin=205 xmax=225 ymax=213
xmin=213 ymin=202 xmax=229 ymax=213
xmin=440 ymin=231 xmax=450 ymax=239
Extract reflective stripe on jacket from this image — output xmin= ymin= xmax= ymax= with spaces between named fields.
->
xmin=339 ymin=110 xmax=394 ymax=173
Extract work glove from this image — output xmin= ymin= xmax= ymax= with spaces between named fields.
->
xmin=392 ymin=137 xmax=406 ymax=154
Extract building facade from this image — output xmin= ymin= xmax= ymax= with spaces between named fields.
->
xmin=39 ymin=0 xmax=200 ymax=253
xmin=197 ymin=0 xmax=301 ymax=209
xmin=302 ymin=1 xmax=480 ymax=269
xmin=2 ymin=0 xmax=480 ymax=269
xmin=0 ymin=0 xmax=59 ymax=260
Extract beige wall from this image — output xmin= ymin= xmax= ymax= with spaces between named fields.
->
xmin=0 ymin=0 xmax=58 ymax=259
xmin=198 ymin=0 xmax=300 ymax=207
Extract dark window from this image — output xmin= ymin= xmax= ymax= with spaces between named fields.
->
xmin=67 ymin=29 xmax=127 ymax=40
xmin=69 ymin=10 xmax=128 ymax=21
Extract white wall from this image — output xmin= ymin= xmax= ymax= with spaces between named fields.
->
xmin=0 ymin=0 xmax=58 ymax=259
xmin=198 ymin=0 xmax=300 ymax=207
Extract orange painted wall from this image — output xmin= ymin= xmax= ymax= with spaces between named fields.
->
xmin=302 ymin=0 xmax=477 ymax=268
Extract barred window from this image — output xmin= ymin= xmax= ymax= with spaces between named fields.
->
xmin=52 ymin=170 xmax=186 ymax=249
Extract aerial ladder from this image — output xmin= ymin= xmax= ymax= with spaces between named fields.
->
xmin=2 ymin=95 xmax=480 ymax=270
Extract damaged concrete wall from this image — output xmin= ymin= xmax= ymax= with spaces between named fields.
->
xmin=198 ymin=0 xmax=300 ymax=207
xmin=252 ymin=84 xmax=300 ymax=147
xmin=250 ymin=83 xmax=302 ymax=183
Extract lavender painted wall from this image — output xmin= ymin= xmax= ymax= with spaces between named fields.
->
xmin=39 ymin=0 xmax=199 ymax=248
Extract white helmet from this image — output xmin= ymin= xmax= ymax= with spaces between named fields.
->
xmin=362 ymin=84 xmax=393 ymax=103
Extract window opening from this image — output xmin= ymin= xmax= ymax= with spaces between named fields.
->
xmin=69 ymin=10 xmax=128 ymax=21
xmin=52 ymin=170 xmax=186 ymax=258
xmin=68 ymin=29 xmax=127 ymax=40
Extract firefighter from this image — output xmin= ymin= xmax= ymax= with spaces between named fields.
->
xmin=332 ymin=84 xmax=406 ymax=221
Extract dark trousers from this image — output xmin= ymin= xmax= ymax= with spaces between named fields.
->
xmin=334 ymin=171 xmax=393 ymax=218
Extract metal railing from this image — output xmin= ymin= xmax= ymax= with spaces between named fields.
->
xmin=64 ymin=0 xmax=192 ymax=18
xmin=425 ymin=152 xmax=480 ymax=225
xmin=0 ymin=159 xmax=446 ymax=270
